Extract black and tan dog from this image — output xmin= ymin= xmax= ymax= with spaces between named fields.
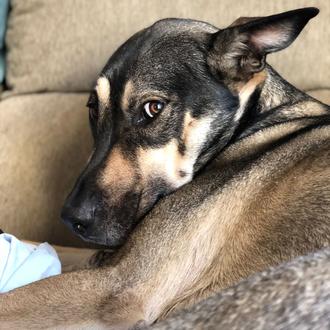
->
xmin=1 ymin=7 xmax=329 ymax=329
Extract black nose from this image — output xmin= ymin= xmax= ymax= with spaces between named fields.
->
xmin=61 ymin=177 xmax=100 ymax=238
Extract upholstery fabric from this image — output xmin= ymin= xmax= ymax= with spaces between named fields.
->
xmin=0 ymin=93 xmax=92 ymax=245
xmin=4 ymin=0 xmax=330 ymax=96
xmin=307 ymin=89 xmax=330 ymax=105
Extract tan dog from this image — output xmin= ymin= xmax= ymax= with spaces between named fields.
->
xmin=1 ymin=7 xmax=329 ymax=329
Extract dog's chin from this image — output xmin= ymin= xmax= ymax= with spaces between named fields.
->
xmin=75 ymin=231 xmax=109 ymax=247
xmin=78 ymin=227 xmax=130 ymax=249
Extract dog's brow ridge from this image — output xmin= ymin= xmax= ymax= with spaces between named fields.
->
xmin=95 ymin=76 xmax=111 ymax=109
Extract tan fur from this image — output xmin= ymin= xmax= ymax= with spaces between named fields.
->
xmin=98 ymin=147 xmax=135 ymax=198
xmin=138 ymin=140 xmax=185 ymax=188
xmin=217 ymin=120 xmax=307 ymax=165
xmin=181 ymin=113 xmax=213 ymax=165
xmin=155 ymin=123 xmax=330 ymax=316
xmin=281 ymin=100 xmax=328 ymax=117
xmin=95 ymin=76 xmax=111 ymax=114
xmin=134 ymin=118 xmax=330 ymax=322
xmin=137 ymin=114 xmax=212 ymax=189
xmin=121 ymin=80 xmax=134 ymax=111
xmin=235 ymin=71 xmax=267 ymax=121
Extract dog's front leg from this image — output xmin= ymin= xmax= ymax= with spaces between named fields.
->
xmin=0 ymin=267 xmax=144 ymax=329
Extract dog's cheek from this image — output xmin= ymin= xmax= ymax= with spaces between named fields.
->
xmin=137 ymin=114 xmax=213 ymax=191
xmin=137 ymin=140 xmax=191 ymax=191
xmin=181 ymin=112 xmax=213 ymax=162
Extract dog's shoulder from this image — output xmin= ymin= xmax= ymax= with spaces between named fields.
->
xmin=201 ymin=109 xmax=330 ymax=269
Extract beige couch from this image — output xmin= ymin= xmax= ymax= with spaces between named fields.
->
xmin=0 ymin=0 xmax=329 ymax=247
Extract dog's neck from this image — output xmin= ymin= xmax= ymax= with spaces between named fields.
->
xmin=257 ymin=65 xmax=307 ymax=114
xmin=196 ymin=66 xmax=325 ymax=173
xmin=195 ymin=63 xmax=329 ymax=174
xmin=235 ymin=65 xmax=317 ymax=140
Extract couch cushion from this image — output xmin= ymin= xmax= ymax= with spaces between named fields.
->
xmin=307 ymin=89 xmax=330 ymax=105
xmin=0 ymin=93 xmax=92 ymax=246
xmin=5 ymin=0 xmax=330 ymax=96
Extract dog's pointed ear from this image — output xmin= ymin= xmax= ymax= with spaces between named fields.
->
xmin=229 ymin=16 xmax=261 ymax=27
xmin=208 ymin=7 xmax=319 ymax=82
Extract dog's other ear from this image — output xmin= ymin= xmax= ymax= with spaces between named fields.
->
xmin=208 ymin=7 xmax=319 ymax=83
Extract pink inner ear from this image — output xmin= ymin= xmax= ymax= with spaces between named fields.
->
xmin=251 ymin=25 xmax=290 ymax=51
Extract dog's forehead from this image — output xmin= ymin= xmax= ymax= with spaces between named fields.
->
xmin=101 ymin=19 xmax=218 ymax=78
xmin=150 ymin=18 xmax=218 ymax=34
xmin=92 ymin=19 xmax=219 ymax=112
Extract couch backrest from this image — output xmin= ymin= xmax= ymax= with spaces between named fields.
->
xmin=4 ymin=0 xmax=330 ymax=96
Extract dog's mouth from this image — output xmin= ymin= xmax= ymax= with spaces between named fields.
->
xmin=80 ymin=233 xmax=108 ymax=246
xmin=68 ymin=221 xmax=122 ymax=249
xmin=70 ymin=222 xmax=106 ymax=245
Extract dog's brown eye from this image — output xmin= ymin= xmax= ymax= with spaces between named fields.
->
xmin=143 ymin=101 xmax=164 ymax=119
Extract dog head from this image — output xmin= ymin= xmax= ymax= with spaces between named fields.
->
xmin=61 ymin=8 xmax=318 ymax=247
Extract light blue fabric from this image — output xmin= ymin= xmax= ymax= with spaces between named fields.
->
xmin=0 ymin=233 xmax=61 ymax=293
xmin=0 ymin=0 xmax=9 ymax=83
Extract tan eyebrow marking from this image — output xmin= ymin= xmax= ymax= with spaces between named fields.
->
xmin=121 ymin=80 xmax=134 ymax=111
xmin=95 ymin=76 xmax=111 ymax=109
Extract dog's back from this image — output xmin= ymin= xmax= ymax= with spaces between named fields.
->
xmin=150 ymin=248 xmax=330 ymax=330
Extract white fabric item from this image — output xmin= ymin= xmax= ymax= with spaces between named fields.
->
xmin=0 ymin=233 xmax=61 ymax=293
